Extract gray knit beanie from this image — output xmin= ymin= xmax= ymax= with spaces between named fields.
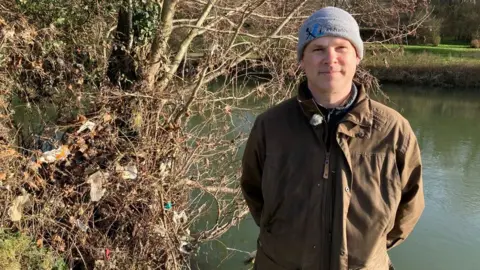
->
xmin=297 ymin=7 xmax=363 ymax=61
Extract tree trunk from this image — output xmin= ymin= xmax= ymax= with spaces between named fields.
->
xmin=144 ymin=0 xmax=180 ymax=92
xmin=107 ymin=0 xmax=138 ymax=90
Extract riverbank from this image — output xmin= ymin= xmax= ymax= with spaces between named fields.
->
xmin=364 ymin=44 xmax=480 ymax=88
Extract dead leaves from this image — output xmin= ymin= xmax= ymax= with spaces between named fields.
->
xmin=0 ymin=147 xmax=18 ymax=159
xmin=52 ymin=234 xmax=66 ymax=252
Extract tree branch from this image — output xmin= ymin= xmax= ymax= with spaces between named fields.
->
xmin=184 ymin=179 xmax=237 ymax=194
xmin=171 ymin=25 xmax=298 ymax=41
xmin=174 ymin=65 xmax=208 ymax=124
xmin=145 ymin=0 xmax=180 ymax=90
xmin=193 ymin=0 xmax=308 ymax=86
xmin=230 ymin=0 xmax=308 ymax=67
xmin=156 ymin=0 xmax=218 ymax=93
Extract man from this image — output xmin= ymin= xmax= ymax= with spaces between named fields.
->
xmin=240 ymin=6 xmax=424 ymax=270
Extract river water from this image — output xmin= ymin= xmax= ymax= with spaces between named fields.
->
xmin=191 ymin=84 xmax=480 ymax=270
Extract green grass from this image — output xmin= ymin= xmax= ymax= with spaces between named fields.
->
xmin=362 ymin=46 xmax=480 ymax=88
xmin=0 ymin=230 xmax=67 ymax=270
xmin=364 ymin=51 xmax=480 ymax=67
xmin=366 ymin=43 xmax=480 ymax=58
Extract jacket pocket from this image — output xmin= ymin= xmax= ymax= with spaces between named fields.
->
xmin=347 ymin=152 xmax=401 ymax=267
xmin=255 ymin=240 xmax=291 ymax=270
xmin=258 ymin=227 xmax=303 ymax=269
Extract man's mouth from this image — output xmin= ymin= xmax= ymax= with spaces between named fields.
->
xmin=319 ymin=70 xmax=341 ymax=74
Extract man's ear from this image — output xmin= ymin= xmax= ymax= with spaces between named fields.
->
xmin=356 ymin=57 xmax=361 ymax=65
xmin=299 ymin=59 xmax=304 ymax=70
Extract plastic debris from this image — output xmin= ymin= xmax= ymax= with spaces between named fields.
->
xmin=38 ymin=145 xmax=70 ymax=164
xmin=173 ymin=210 xmax=188 ymax=225
xmin=164 ymin=201 xmax=173 ymax=210
xmin=116 ymin=164 xmax=138 ymax=180
xmin=87 ymin=171 xmax=110 ymax=202
xmin=8 ymin=194 xmax=30 ymax=221
xmin=76 ymin=219 xmax=89 ymax=232
xmin=105 ymin=248 xmax=111 ymax=260
xmin=77 ymin=121 xmax=95 ymax=134
xmin=178 ymin=241 xmax=192 ymax=254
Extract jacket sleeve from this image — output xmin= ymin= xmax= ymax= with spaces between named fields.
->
xmin=387 ymin=127 xmax=425 ymax=250
xmin=240 ymin=117 xmax=266 ymax=227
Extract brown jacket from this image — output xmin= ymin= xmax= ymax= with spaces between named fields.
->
xmin=240 ymin=84 xmax=424 ymax=270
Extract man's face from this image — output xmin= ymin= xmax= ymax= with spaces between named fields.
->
xmin=300 ymin=36 xmax=360 ymax=94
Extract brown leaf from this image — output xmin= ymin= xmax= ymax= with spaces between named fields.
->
xmin=0 ymin=172 xmax=6 ymax=181
xmin=103 ymin=113 xmax=112 ymax=122
xmin=36 ymin=238 xmax=43 ymax=248
xmin=77 ymin=114 xmax=87 ymax=123
xmin=52 ymin=234 xmax=66 ymax=252
xmin=0 ymin=148 xmax=18 ymax=159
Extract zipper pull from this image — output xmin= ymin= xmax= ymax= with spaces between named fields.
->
xmin=323 ymin=152 xmax=330 ymax=179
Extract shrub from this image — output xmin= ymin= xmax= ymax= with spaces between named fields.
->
xmin=471 ymin=39 xmax=480 ymax=48
xmin=432 ymin=35 xmax=441 ymax=46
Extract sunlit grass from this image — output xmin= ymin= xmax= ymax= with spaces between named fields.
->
xmin=365 ymin=43 xmax=480 ymax=58
xmin=363 ymin=51 xmax=480 ymax=68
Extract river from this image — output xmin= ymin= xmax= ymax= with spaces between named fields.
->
xmin=191 ymin=84 xmax=480 ymax=270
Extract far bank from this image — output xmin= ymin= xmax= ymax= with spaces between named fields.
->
xmin=364 ymin=44 xmax=480 ymax=89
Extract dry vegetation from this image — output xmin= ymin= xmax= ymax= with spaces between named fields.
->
xmin=0 ymin=0 xmax=429 ymax=269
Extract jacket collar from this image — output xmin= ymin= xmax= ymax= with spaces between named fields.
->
xmin=297 ymin=81 xmax=374 ymax=137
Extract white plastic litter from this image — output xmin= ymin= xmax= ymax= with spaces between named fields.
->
xmin=87 ymin=171 xmax=110 ymax=202
xmin=8 ymin=194 xmax=30 ymax=221
xmin=77 ymin=121 xmax=96 ymax=134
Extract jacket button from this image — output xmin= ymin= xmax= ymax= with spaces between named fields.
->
xmin=341 ymin=251 xmax=346 ymax=256
xmin=313 ymin=245 xmax=316 ymax=249
xmin=345 ymin=187 xmax=350 ymax=192
xmin=356 ymin=131 xmax=365 ymax=138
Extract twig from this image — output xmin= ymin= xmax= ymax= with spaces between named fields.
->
xmin=174 ymin=65 xmax=208 ymax=124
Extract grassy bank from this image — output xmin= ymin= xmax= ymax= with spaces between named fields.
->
xmin=364 ymin=44 xmax=480 ymax=88
xmin=379 ymin=44 xmax=480 ymax=57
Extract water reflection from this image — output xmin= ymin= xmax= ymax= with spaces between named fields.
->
xmin=192 ymin=84 xmax=480 ymax=270
xmin=383 ymin=86 xmax=480 ymax=270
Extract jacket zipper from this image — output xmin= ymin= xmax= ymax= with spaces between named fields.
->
xmin=323 ymin=114 xmax=330 ymax=180
xmin=323 ymin=151 xmax=330 ymax=179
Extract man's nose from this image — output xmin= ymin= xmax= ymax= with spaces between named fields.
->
xmin=323 ymin=48 xmax=337 ymax=64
